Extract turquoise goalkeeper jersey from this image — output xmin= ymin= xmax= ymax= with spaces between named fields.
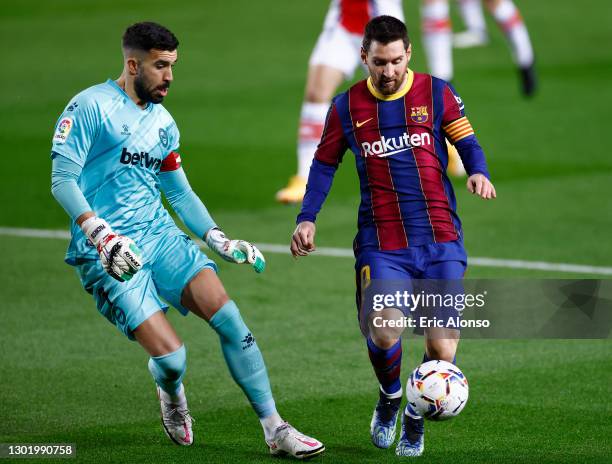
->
xmin=51 ymin=79 xmax=181 ymax=265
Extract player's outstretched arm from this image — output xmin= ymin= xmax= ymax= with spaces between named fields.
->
xmin=467 ymin=173 xmax=496 ymax=200
xmin=291 ymin=221 xmax=316 ymax=258
xmin=51 ymin=154 xmax=143 ymax=281
xmin=159 ymin=166 xmax=265 ymax=273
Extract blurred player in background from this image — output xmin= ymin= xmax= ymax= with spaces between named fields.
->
xmin=50 ymin=21 xmax=324 ymax=459
xmin=422 ymin=0 xmax=536 ymax=95
xmin=291 ymin=16 xmax=495 ymax=456
xmin=276 ymin=0 xmax=404 ymax=204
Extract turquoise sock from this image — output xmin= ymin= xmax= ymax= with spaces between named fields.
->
xmin=209 ymin=300 xmax=276 ymax=418
xmin=148 ymin=344 xmax=187 ymax=396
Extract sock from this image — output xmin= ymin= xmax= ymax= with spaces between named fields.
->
xmin=159 ymin=383 xmax=187 ymax=406
xmin=297 ymin=102 xmax=328 ymax=178
xmin=148 ymin=344 xmax=187 ymax=399
xmin=403 ymin=410 xmax=425 ymax=437
xmin=489 ymin=0 xmax=534 ymax=66
xmin=421 ymin=0 xmax=453 ymax=81
xmin=260 ymin=412 xmax=284 ymax=441
xmin=367 ymin=337 xmax=403 ymax=398
xmin=209 ymin=300 xmax=277 ymax=419
xmin=457 ymin=0 xmax=487 ymax=34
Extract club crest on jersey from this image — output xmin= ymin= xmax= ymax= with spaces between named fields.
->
xmin=53 ymin=117 xmax=73 ymax=144
xmin=159 ymin=128 xmax=169 ymax=148
xmin=411 ymin=106 xmax=429 ymax=123
xmin=361 ymin=132 xmax=431 ymax=158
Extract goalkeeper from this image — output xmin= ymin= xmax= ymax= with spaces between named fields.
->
xmin=50 ymin=21 xmax=323 ymax=459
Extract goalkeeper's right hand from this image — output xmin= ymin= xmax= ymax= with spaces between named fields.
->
xmin=81 ymin=217 xmax=143 ymax=282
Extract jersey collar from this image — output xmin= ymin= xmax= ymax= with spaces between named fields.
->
xmin=106 ymin=79 xmax=152 ymax=112
xmin=366 ymin=68 xmax=414 ymax=101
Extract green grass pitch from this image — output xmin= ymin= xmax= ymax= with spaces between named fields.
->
xmin=0 ymin=0 xmax=611 ymax=463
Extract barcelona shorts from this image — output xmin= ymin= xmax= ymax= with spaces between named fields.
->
xmin=355 ymin=240 xmax=467 ymax=337
xmin=76 ymin=229 xmax=217 ymax=340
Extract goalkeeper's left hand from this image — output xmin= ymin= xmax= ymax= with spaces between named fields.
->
xmin=205 ymin=228 xmax=266 ymax=273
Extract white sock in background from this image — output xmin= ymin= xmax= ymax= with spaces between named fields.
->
xmin=422 ymin=0 xmax=454 ymax=81
xmin=488 ymin=0 xmax=534 ymax=67
xmin=457 ymin=0 xmax=487 ymax=34
xmin=297 ymin=102 xmax=329 ymax=179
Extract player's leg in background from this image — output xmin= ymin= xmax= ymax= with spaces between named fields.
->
xmin=275 ymin=67 xmax=344 ymax=204
xmin=181 ymin=268 xmax=324 ymax=457
xmin=453 ymin=0 xmax=489 ymax=48
xmin=276 ymin=5 xmax=360 ymax=204
xmin=300 ymin=64 xmax=344 ymax=180
xmin=421 ymin=0 xmax=466 ymax=177
xmin=484 ymin=0 xmax=536 ymax=96
xmin=421 ymin=0 xmax=454 ymax=82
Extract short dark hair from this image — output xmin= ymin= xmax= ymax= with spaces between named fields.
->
xmin=362 ymin=15 xmax=410 ymax=52
xmin=122 ymin=22 xmax=179 ymax=52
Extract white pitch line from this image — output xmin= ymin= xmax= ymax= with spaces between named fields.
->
xmin=1 ymin=226 xmax=611 ymax=276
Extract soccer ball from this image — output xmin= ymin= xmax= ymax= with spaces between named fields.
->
xmin=405 ymin=360 xmax=469 ymax=421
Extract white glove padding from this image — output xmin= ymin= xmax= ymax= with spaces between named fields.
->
xmin=205 ymin=228 xmax=266 ymax=273
xmin=82 ymin=217 xmax=143 ymax=282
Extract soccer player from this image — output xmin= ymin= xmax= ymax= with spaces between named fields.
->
xmin=422 ymin=0 xmax=536 ymax=96
xmin=275 ymin=0 xmax=404 ymax=204
xmin=50 ymin=22 xmax=324 ymax=459
xmin=290 ymin=16 xmax=495 ymax=457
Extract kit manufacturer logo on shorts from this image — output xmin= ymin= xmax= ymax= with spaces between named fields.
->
xmin=159 ymin=128 xmax=169 ymax=148
xmin=53 ymin=117 xmax=73 ymax=144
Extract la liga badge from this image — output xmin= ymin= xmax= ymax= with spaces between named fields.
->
xmin=53 ymin=117 xmax=73 ymax=144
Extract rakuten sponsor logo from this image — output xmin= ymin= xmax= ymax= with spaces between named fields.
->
xmin=361 ymin=132 xmax=431 ymax=158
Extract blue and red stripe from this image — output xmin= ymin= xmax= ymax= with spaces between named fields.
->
xmin=349 ymin=82 xmax=408 ymax=250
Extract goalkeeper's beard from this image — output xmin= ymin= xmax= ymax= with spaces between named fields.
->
xmin=134 ymin=72 xmax=169 ymax=104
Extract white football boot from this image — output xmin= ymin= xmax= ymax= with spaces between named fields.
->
xmin=267 ymin=422 xmax=325 ymax=459
xmin=157 ymin=385 xmax=194 ymax=446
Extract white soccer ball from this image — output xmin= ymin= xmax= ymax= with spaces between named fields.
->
xmin=405 ymin=360 xmax=469 ymax=421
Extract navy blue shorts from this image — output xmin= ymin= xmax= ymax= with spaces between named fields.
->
xmin=355 ymin=240 xmax=467 ymax=336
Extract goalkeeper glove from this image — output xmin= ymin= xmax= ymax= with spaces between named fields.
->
xmin=81 ymin=217 xmax=143 ymax=282
xmin=205 ymin=227 xmax=266 ymax=273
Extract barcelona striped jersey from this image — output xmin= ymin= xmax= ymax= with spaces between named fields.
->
xmin=297 ymin=69 xmax=490 ymax=253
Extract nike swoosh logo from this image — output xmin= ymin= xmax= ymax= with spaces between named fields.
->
xmin=297 ymin=437 xmax=320 ymax=447
xmin=375 ymin=148 xmax=410 ymax=158
xmin=356 ymin=118 xmax=373 ymax=128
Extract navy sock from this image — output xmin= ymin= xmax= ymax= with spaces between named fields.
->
xmin=367 ymin=337 xmax=402 ymax=396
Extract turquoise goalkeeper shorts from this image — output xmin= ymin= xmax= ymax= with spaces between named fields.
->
xmin=76 ymin=229 xmax=217 ymax=340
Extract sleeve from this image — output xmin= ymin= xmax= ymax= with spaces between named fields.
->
xmin=51 ymin=96 xmax=100 ymax=167
xmin=166 ymin=119 xmax=180 ymax=154
xmin=297 ymin=101 xmax=347 ymax=223
xmin=441 ymin=84 xmax=491 ymax=179
xmin=313 ymin=102 xmax=349 ymax=166
xmin=158 ymin=161 xmax=217 ymax=239
xmin=50 ymin=153 xmax=93 ymax=220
